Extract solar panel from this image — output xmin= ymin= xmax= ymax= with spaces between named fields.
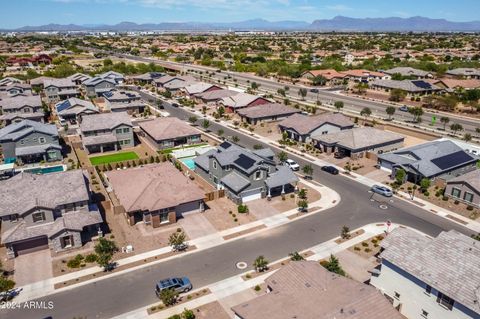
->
xmin=56 ymin=100 xmax=71 ymax=112
xmin=431 ymin=151 xmax=473 ymax=170
xmin=219 ymin=141 xmax=231 ymax=149
xmin=102 ymin=91 xmax=113 ymax=98
xmin=412 ymin=80 xmax=432 ymax=90
xmin=234 ymin=154 xmax=256 ymax=170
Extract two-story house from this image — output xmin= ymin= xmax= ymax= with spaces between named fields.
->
xmin=83 ymin=76 xmax=116 ymax=97
xmin=68 ymin=73 xmax=92 ymax=85
xmin=102 ymin=90 xmax=146 ymax=114
xmin=0 ymin=95 xmax=45 ymax=125
xmin=0 ymin=120 xmax=61 ymax=164
xmin=194 ymin=142 xmax=298 ymax=203
xmin=80 ymin=112 xmax=133 ymax=154
xmin=0 ymin=170 xmax=103 ymax=258
xmin=370 ymin=228 xmax=480 ymax=319
xmin=43 ymin=78 xmax=80 ymax=103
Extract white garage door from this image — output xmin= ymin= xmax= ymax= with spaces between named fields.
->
xmin=176 ymin=201 xmax=201 ymax=217
xmin=379 ymin=160 xmax=393 ymax=172
xmin=242 ymin=192 xmax=262 ymax=202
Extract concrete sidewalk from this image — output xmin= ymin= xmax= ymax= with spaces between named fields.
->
xmin=15 ymin=178 xmax=340 ymax=303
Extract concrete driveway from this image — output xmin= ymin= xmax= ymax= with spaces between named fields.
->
xmin=178 ymin=212 xmax=217 ymax=239
xmin=248 ymin=198 xmax=280 ymax=219
xmin=14 ymin=249 xmax=53 ymax=286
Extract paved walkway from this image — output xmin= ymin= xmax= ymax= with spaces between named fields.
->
xmin=15 ymin=178 xmax=340 ymax=303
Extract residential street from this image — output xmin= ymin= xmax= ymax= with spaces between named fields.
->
xmin=2 ymin=93 xmax=474 ymax=319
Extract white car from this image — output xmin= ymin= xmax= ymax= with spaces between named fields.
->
xmin=285 ymin=159 xmax=300 ymax=171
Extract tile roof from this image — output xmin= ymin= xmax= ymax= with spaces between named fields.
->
xmin=15 ymin=143 xmax=61 ymax=156
xmin=195 ymin=89 xmax=238 ymax=101
xmin=446 ymin=68 xmax=480 ymax=77
xmin=220 ymin=93 xmax=268 ymax=109
xmin=0 ymin=95 xmax=42 ymax=110
xmin=43 ymin=78 xmax=76 ymax=89
xmin=371 ymin=79 xmax=442 ymax=92
xmin=265 ymin=165 xmax=299 ymax=188
xmin=279 ymin=113 xmax=354 ymax=135
xmin=220 ymin=171 xmax=251 ymax=192
xmin=447 ymin=169 xmax=480 ymax=191
xmin=380 ymin=228 xmax=480 ymax=313
xmin=105 ymin=163 xmax=205 ymax=213
xmin=184 ymin=82 xmax=218 ymax=95
xmin=304 ymin=69 xmax=347 ymax=80
xmin=384 ymin=67 xmax=431 ymax=77
xmin=232 ymin=261 xmax=404 ymax=319
xmin=80 ymin=112 xmax=132 ymax=132
xmin=237 ymin=103 xmax=300 ymax=119
xmin=139 ymin=117 xmax=200 ymax=142
xmin=0 ymin=120 xmax=58 ymax=142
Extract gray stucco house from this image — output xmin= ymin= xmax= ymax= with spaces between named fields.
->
xmin=80 ymin=112 xmax=134 ymax=154
xmin=55 ymin=97 xmax=99 ymax=123
xmin=0 ymin=95 xmax=45 ymax=125
xmin=102 ymin=90 xmax=146 ymax=114
xmin=378 ymin=140 xmax=478 ymax=183
xmin=43 ymin=78 xmax=80 ymax=103
xmin=194 ymin=142 xmax=298 ymax=203
xmin=138 ymin=117 xmax=201 ymax=150
xmin=0 ymin=120 xmax=61 ymax=164
xmin=0 ymin=169 xmax=103 ymax=258
xmin=445 ymin=169 xmax=480 ymax=208
xmin=83 ymin=76 xmax=116 ymax=97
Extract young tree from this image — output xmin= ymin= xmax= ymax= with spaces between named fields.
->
xmin=334 ymin=101 xmax=344 ymax=112
xmin=217 ymin=129 xmax=224 ymax=138
xmin=298 ymin=88 xmax=308 ymax=100
xmin=395 ymin=168 xmax=406 ymax=185
xmin=440 ymin=116 xmax=450 ymax=130
xmin=289 ymin=252 xmax=305 ymax=261
xmin=298 ymin=188 xmax=307 ymax=199
xmin=277 ymin=151 xmax=288 ymax=163
xmin=169 ymin=231 xmax=187 ymax=250
xmin=217 ymin=105 xmax=225 ymax=118
xmin=450 ymin=123 xmax=463 ymax=134
xmin=188 ymin=116 xmax=198 ymax=125
xmin=312 ymin=75 xmax=327 ymax=86
xmin=201 ymin=119 xmax=210 ymax=131
xmin=341 ymin=226 xmax=351 ymax=239
xmin=389 ymin=88 xmax=407 ymax=102
xmin=385 ymin=106 xmax=396 ymax=120
xmin=360 ymin=107 xmax=372 ymax=120
xmin=302 ymin=164 xmax=314 ymax=179
xmin=253 ymin=255 xmax=269 ymax=272
xmin=94 ymin=237 xmax=118 ymax=271
xmin=277 ymin=88 xmax=286 ymax=97
xmin=159 ymin=288 xmax=179 ymax=306
xmin=250 ymin=82 xmax=259 ymax=91
xmin=322 ymin=254 xmax=345 ymax=276
xmin=463 ymin=133 xmax=472 ymax=142
xmin=298 ymin=199 xmax=308 ymax=212
xmin=420 ymin=178 xmax=431 ymax=192
xmin=408 ymin=107 xmax=424 ymax=123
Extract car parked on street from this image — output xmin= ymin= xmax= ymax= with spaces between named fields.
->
xmin=321 ymin=166 xmax=339 ymax=175
xmin=399 ymin=105 xmax=409 ymax=112
xmin=155 ymin=277 xmax=192 ymax=297
xmin=284 ymin=159 xmax=300 ymax=171
xmin=370 ymin=185 xmax=393 ymax=197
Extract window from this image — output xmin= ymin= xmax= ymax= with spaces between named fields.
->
xmin=123 ymin=128 xmax=130 ymax=133
xmin=464 ymin=192 xmax=474 ymax=203
xmin=225 ymin=165 xmax=231 ymax=171
xmin=20 ymin=139 xmax=25 ymax=145
xmin=160 ymin=210 xmax=169 ymax=223
xmin=39 ymin=137 xmax=46 ymax=144
xmin=32 ymin=211 xmax=46 ymax=223
xmin=118 ymin=140 xmax=124 ymax=145
xmin=451 ymin=187 xmax=461 ymax=198
xmin=394 ymin=292 xmax=400 ymax=299
xmin=421 ymin=310 xmax=429 ymax=318
xmin=123 ymin=139 xmax=131 ymax=145
xmin=62 ymin=235 xmax=73 ymax=248
xmin=437 ymin=292 xmax=454 ymax=310
xmin=213 ymin=176 xmax=218 ymax=184
xmin=254 ymin=170 xmax=262 ymax=180
xmin=425 ymin=285 xmax=432 ymax=295
xmin=213 ymin=161 xmax=217 ymax=169
xmin=116 ymin=128 xmax=123 ymax=134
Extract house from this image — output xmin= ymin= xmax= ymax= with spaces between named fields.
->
xmin=237 ymin=103 xmax=301 ymax=125
xmin=445 ymin=68 xmax=480 ymax=79
xmin=6 ymin=54 xmax=52 ymax=67
xmin=194 ymin=89 xmax=239 ymax=104
xmin=130 ymin=72 xmax=164 ymax=85
xmin=219 ymin=93 xmax=270 ymax=113
xmin=0 ymin=170 xmax=103 ymax=258
xmin=30 ymin=76 xmax=54 ymax=89
xmin=430 ymin=78 xmax=480 ymax=92
xmin=312 ymin=127 xmax=405 ymax=159
xmin=55 ymin=97 xmax=99 ymax=123
xmin=370 ymin=228 xmax=480 ymax=319
xmin=370 ymin=79 xmax=443 ymax=95
xmin=154 ymin=75 xmax=195 ymax=88
xmin=340 ymin=69 xmax=389 ymax=82
xmin=98 ymin=71 xmax=124 ymax=84
xmin=68 ymin=73 xmax=92 ymax=85
xmin=194 ymin=142 xmax=298 ymax=203
xmin=80 ymin=112 xmax=133 ymax=154
xmin=301 ymin=69 xmax=347 ymax=85
xmin=138 ymin=117 xmax=201 ymax=150
xmin=1 ymin=83 xmax=32 ymax=97
xmin=104 ymin=163 xmax=205 ymax=227
xmin=445 ymin=169 xmax=480 ymax=208
xmin=278 ymin=113 xmax=354 ymax=143
xmin=232 ymin=261 xmax=404 ymax=319
xmin=83 ymin=76 xmax=116 ymax=97
xmin=163 ymin=77 xmax=197 ymax=93
xmin=0 ymin=95 xmax=44 ymax=125
xmin=384 ymin=67 xmax=433 ymax=79
xmin=183 ymin=82 xmax=222 ymax=96
xmin=43 ymin=78 xmax=80 ymax=103
xmin=102 ymin=90 xmax=146 ymax=114
xmin=0 ymin=77 xmax=22 ymax=89
xmin=378 ymin=140 xmax=478 ymax=183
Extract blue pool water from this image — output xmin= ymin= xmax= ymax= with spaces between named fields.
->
xmin=24 ymin=165 xmax=65 ymax=175
xmin=180 ymin=157 xmax=196 ymax=170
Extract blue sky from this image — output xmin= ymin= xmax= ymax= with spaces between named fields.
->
xmin=1 ymin=0 xmax=479 ymax=28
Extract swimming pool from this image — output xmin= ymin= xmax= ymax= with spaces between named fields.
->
xmin=23 ymin=165 xmax=65 ymax=175
xmin=180 ymin=157 xmax=196 ymax=170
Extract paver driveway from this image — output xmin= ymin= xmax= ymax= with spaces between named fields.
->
xmin=178 ymin=212 xmax=217 ymax=239
xmin=14 ymin=249 xmax=52 ymax=286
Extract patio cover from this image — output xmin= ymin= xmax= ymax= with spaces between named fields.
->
xmin=265 ymin=166 xmax=299 ymax=189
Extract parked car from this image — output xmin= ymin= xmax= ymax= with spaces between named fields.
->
xmin=171 ymin=103 xmax=179 ymax=107
xmin=371 ymin=185 xmax=393 ymax=197
xmin=310 ymin=88 xmax=319 ymax=93
xmin=321 ymin=166 xmax=339 ymax=175
xmin=155 ymin=277 xmax=192 ymax=297
xmin=284 ymin=159 xmax=300 ymax=171
xmin=399 ymin=105 xmax=409 ymax=112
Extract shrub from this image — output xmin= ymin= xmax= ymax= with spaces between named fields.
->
xmin=245 ymin=274 xmax=251 ymax=279
xmin=467 ymin=205 xmax=474 ymax=211
xmin=67 ymin=258 xmax=81 ymax=268
xmin=442 ymin=196 xmax=449 ymax=201
xmin=183 ymin=309 xmax=195 ymax=319
xmin=85 ymin=254 xmax=98 ymax=263
xmin=423 ymin=191 xmax=430 ymax=197
xmin=254 ymin=285 xmax=261 ymax=291
xmin=361 ymin=242 xmax=369 ymax=247
xmin=371 ymin=239 xmax=378 ymax=244
xmin=237 ymin=204 xmax=249 ymax=214
xmin=177 ymin=228 xmax=182 ymax=232
xmin=354 ymin=246 xmax=361 ymax=251
xmin=454 ymin=200 xmax=460 ymax=205
xmin=234 ymin=218 xmax=238 ymax=222
xmin=364 ymin=248 xmax=372 ymax=253
xmin=376 ymin=235 xmax=384 ymax=241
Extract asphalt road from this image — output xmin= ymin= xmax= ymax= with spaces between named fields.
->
xmin=2 ymin=93 xmax=475 ymax=319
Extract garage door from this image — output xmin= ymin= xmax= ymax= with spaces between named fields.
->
xmin=14 ymin=237 xmax=49 ymax=256
xmin=176 ymin=201 xmax=201 ymax=217
xmin=242 ymin=192 xmax=262 ymax=202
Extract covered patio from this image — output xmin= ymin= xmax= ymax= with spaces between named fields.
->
xmin=265 ymin=166 xmax=299 ymax=198
xmin=83 ymin=134 xmax=119 ymax=154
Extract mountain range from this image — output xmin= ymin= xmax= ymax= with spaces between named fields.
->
xmin=7 ymin=16 xmax=480 ymax=32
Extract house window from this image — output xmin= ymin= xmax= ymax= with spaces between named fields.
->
xmin=39 ymin=137 xmax=46 ymax=144
xmin=62 ymin=235 xmax=73 ymax=248
xmin=394 ymin=292 xmax=400 ymax=299
xmin=123 ymin=128 xmax=130 ymax=133
xmin=437 ymin=292 xmax=454 ymax=310
xmin=254 ymin=170 xmax=262 ymax=180
xmin=116 ymin=128 xmax=123 ymax=134
xmin=225 ymin=165 xmax=231 ymax=171
xmin=464 ymin=192 xmax=474 ymax=203
xmin=20 ymin=139 xmax=25 ymax=145
xmin=425 ymin=285 xmax=432 ymax=295
xmin=32 ymin=211 xmax=46 ymax=223
xmin=213 ymin=161 xmax=217 ymax=169
xmin=421 ymin=309 xmax=429 ymax=318
xmin=160 ymin=210 xmax=169 ymax=223
xmin=451 ymin=187 xmax=461 ymax=198
xmin=213 ymin=176 xmax=218 ymax=184
xmin=123 ymin=139 xmax=131 ymax=145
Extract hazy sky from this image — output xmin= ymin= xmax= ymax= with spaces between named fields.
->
xmin=1 ymin=0 xmax=479 ymax=28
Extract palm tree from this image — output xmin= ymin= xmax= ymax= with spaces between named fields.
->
xmin=385 ymin=106 xmax=396 ymax=120
xmin=298 ymin=199 xmax=308 ymax=212
xmin=289 ymin=252 xmax=305 ymax=261
xmin=232 ymin=135 xmax=240 ymax=143
xmin=253 ymin=255 xmax=269 ymax=272
xmin=302 ymin=164 xmax=313 ymax=179
xmin=188 ymin=116 xmax=198 ymax=125
xmin=463 ymin=133 xmax=472 ymax=142
xmin=440 ymin=116 xmax=450 ymax=130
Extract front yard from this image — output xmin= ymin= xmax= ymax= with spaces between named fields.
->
xmin=89 ymin=151 xmax=139 ymax=165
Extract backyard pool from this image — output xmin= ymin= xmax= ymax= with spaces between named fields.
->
xmin=180 ymin=157 xmax=196 ymax=170
xmin=23 ymin=165 xmax=66 ymax=175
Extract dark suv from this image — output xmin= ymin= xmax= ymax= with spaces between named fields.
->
xmin=155 ymin=277 xmax=192 ymax=297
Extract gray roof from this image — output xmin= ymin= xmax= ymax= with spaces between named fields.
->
xmin=109 ymin=101 xmax=145 ymax=111
xmin=237 ymin=103 xmax=300 ymax=120
xmin=154 ymin=75 xmax=195 ymax=86
xmin=68 ymin=73 xmax=92 ymax=83
xmin=0 ymin=170 xmax=90 ymax=217
xmin=56 ymin=97 xmax=97 ymax=115
xmin=193 ymin=149 xmax=215 ymax=171
xmin=220 ymin=92 xmax=267 ymax=109
xmin=312 ymin=127 xmax=404 ymax=151
xmin=0 ymin=120 xmax=58 ymax=142
xmin=195 ymin=89 xmax=238 ymax=101
xmin=447 ymin=169 xmax=480 ymax=191
xmin=184 ymin=82 xmax=218 ymax=95
xmin=16 ymin=143 xmax=61 ymax=156
xmin=371 ymin=79 xmax=442 ymax=93
xmin=43 ymin=78 xmax=76 ymax=89
xmin=0 ymin=112 xmax=44 ymax=121
xmin=0 ymin=77 xmax=22 ymax=87
xmin=0 ymin=95 xmax=42 ymax=110
xmin=80 ymin=112 xmax=132 ymax=133
xmin=279 ymin=113 xmax=354 ymax=135
xmin=220 ymin=172 xmax=251 ymax=192
xmin=83 ymin=76 xmax=116 ymax=87
xmin=384 ymin=67 xmax=431 ymax=77
xmin=164 ymin=78 xmax=197 ymax=90
xmin=98 ymin=71 xmax=124 ymax=81
xmin=446 ymin=68 xmax=480 ymax=77
xmin=380 ymin=228 xmax=480 ymax=313
xmin=103 ymin=90 xmax=140 ymax=102
xmin=265 ymin=166 xmax=299 ymax=188
xmin=379 ymin=140 xmax=477 ymax=178
xmin=82 ymin=134 xmax=117 ymax=146
xmin=139 ymin=117 xmax=200 ymax=141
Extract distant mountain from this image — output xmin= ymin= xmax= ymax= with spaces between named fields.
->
xmin=8 ymin=16 xmax=480 ymax=32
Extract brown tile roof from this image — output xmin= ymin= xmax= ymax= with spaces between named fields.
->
xmin=138 ymin=117 xmax=200 ymax=141
xmin=304 ymin=69 xmax=347 ymax=80
xmin=433 ymin=78 xmax=480 ymax=89
xmin=341 ymin=69 xmax=385 ymax=78
xmin=279 ymin=113 xmax=354 ymax=135
xmin=80 ymin=112 xmax=132 ymax=132
xmin=232 ymin=261 xmax=404 ymax=319
xmin=105 ymin=163 xmax=204 ymax=213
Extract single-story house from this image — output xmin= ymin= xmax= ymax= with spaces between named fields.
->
xmin=378 ymin=140 xmax=478 ymax=183
xmin=219 ymin=93 xmax=270 ymax=113
xmin=105 ymin=163 xmax=205 ymax=227
xmin=430 ymin=78 xmax=480 ymax=92
xmin=183 ymin=82 xmax=222 ymax=96
xmin=55 ymin=97 xmax=99 ymax=123
xmin=0 ymin=169 xmax=103 ymax=258
xmin=237 ymin=103 xmax=301 ymax=125
xmin=445 ymin=68 xmax=480 ymax=79
xmin=312 ymin=127 xmax=405 ymax=159
xmin=340 ymin=69 xmax=389 ymax=82
xmin=445 ymin=169 xmax=480 ymax=208
xmin=384 ymin=67 xmax=433 ymax=79
xmin=154 ymin=75 xmax=195 ymax=88
xmin=138 ymin=117 xmax=201 ymax=150
xmin=130 ymin=72 xmax=164 ymax=85
xmin=278 ymin=112 xmax=354 ymax=143
xmin=194 ymin=89 xmax=239 ymax=104
xmin=370 ymin=79 xmax=443 ymax=95
xmin=301 ymin=69 xmax=347 ymax=85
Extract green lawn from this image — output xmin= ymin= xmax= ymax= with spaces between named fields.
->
xmin=90 ymin=151 xmax=139 ymax=166
xmin=158 ymin=143 xmax=209 ymax=155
